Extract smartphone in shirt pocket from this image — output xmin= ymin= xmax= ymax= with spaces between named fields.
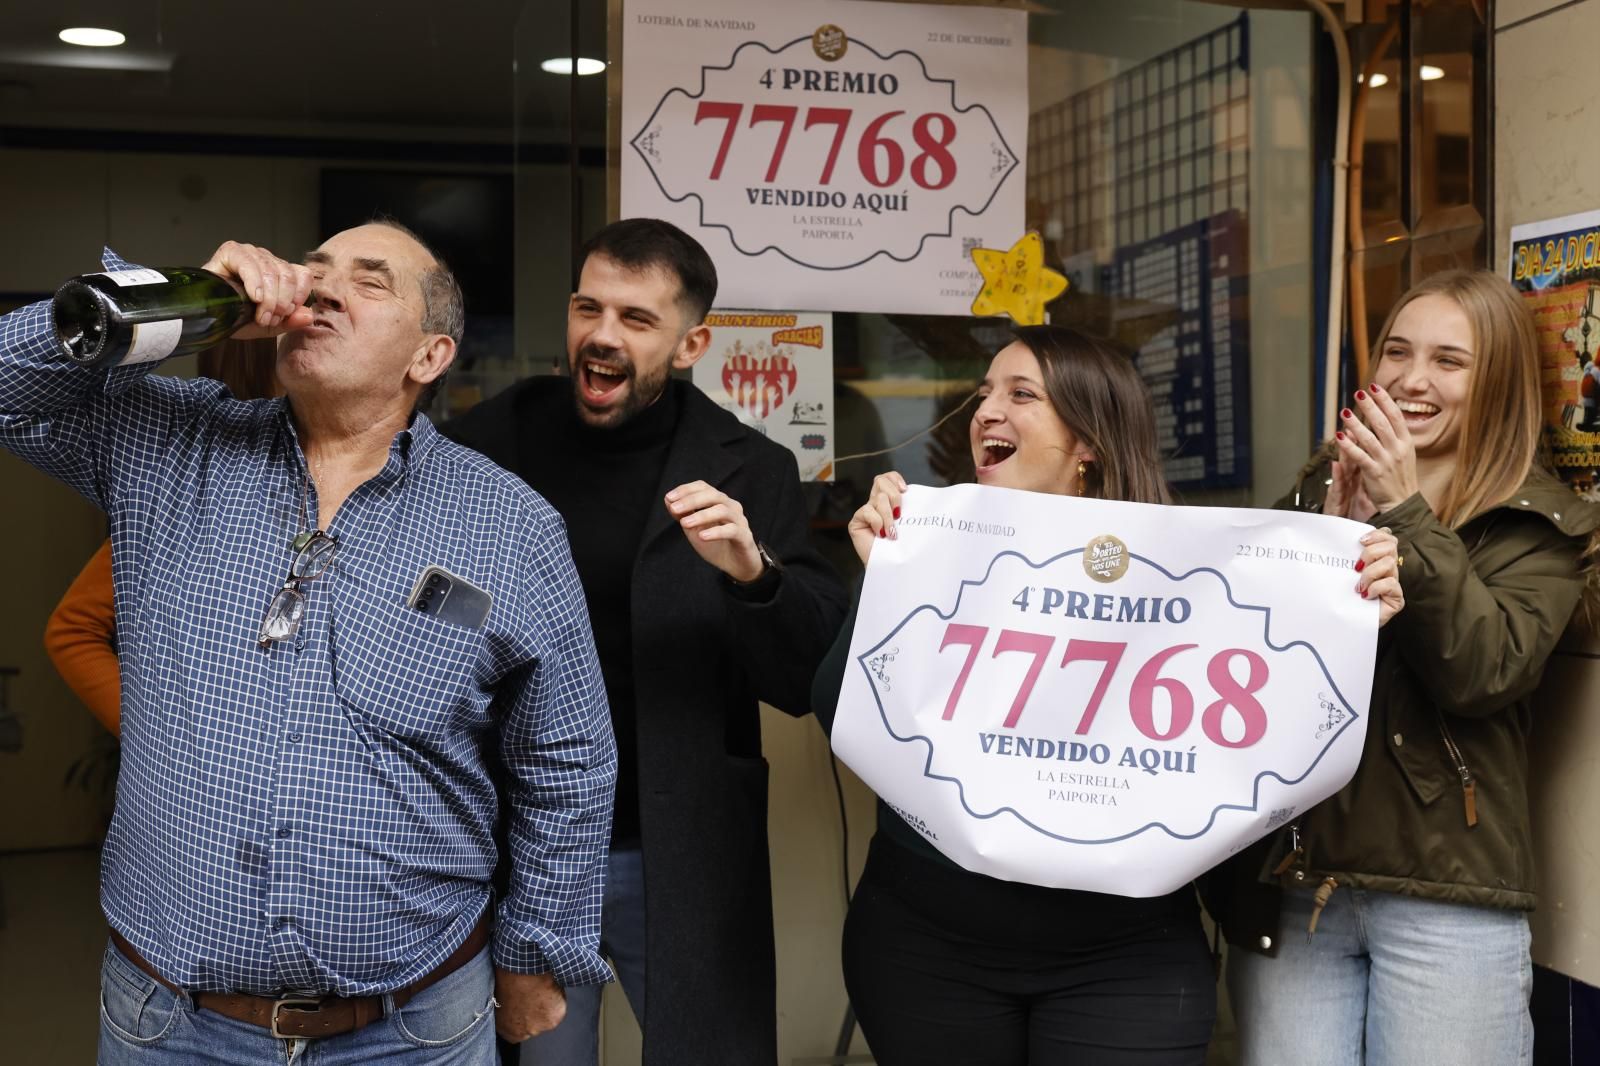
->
xmin=406 ymin=565 xmax=493 ymax=630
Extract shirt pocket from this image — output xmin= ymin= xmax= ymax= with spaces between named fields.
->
xmin=330 ymin=594 xmax=488 ymax=743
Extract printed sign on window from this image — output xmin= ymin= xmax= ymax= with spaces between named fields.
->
xmin=622 ymin=0 xmax=1026 ymax=314
xmin=694 ymin=310 xmax=834 ymax=481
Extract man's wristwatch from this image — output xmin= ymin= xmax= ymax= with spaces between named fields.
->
xmin=733 ymin=541 xmax=784 ymax=588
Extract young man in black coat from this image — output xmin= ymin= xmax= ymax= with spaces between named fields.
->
xmin=444 ymin=218 xmax=847 ymax=1066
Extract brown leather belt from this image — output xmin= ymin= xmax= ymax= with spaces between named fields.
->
xmin=108 ymin=914 xmax=491 ymax=1040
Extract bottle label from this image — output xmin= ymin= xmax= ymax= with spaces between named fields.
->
xmin=96 ymin=268 xmax=168 ymax=287
xmin=125 ymin=320 xmax=183 ymax=365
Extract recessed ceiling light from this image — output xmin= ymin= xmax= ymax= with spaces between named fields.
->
xmin=1420 ymin=64 xmax=1444 ymax=81
xmin=1360 ymin=73 xmax=1389 ymax=88
xmin=540 ymin=57 xmax=605 ymax=76
xmin=59 ymin=27 xmax=126 ymax=47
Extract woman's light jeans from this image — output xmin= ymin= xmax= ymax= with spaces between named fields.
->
xmin=1228 ymin=886 xmax=1533 ymax=1066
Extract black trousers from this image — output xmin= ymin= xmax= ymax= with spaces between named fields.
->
xmin=843 ymin=835 xmax=1216 ymax=1066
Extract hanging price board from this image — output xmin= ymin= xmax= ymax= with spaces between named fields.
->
xmin=832 ymin=484 xmax=1377 ymax=896
xmin=622 ymin=0 xmax=1026 ymax=315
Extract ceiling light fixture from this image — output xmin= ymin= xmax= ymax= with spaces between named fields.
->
xmin=540 ymin=57 xmax=605 ymax=76
xmin=1357 ymin=73 xmax=1389 ymax=88
xmin=59 ymin=27 xmax=126 ymax=47
xmin=1420 ymin=64 xmax=1444 ymax=81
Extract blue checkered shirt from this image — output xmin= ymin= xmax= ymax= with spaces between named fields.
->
xmin=0 ymin=252 xmax=615 ymax=995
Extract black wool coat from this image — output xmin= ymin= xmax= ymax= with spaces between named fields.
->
xmin=444 ymin=375 xmax=848 ymax=1065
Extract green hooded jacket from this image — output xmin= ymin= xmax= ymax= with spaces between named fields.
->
xmin=1203 ymin=459 xmax=1600 ymax=955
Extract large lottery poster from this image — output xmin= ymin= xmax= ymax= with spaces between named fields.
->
xmin=693 ymin=310 xmax=835 ymax=481
xmin=1508 ymin=209 xmax=1600 ymax=495
xmin=622 ymin=0 xmax=1027 ymax=315
xmin=831 ymin=484 xmax=1377 ymax=896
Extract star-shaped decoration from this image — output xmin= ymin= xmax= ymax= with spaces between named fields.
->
xmin=969 ymin=231 xmax=1069 ymax=326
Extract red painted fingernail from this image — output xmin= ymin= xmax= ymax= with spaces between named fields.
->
xmin=1355 ymin=390 xmax=1368 ymax=401
xmin=1336 ymin=431 xmax=1346 ymax=441
xmin=1355 ymin=559 xmax=1365 ymax=572
xmin=878 ymin=528 xmax=887 ymax=539
xmin=1369 ymin=382 xmax=1382 ymax=393
xmin=1341 ymin=408 xmax=1353 ymax=420
xmin=893 ymin=507 xmax=901 ymax=519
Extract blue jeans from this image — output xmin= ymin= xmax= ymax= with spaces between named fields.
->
xmin=98 ymin=938 xmax=497 ymax=1064
xmin=515 ymin=846 xmax=645 ymax=1066
xmin=1228 ymin=886 xmax=1533 ymax=1066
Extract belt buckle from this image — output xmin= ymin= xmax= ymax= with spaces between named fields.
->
xmin=270 ymin=996 xmax=324 ymax=1039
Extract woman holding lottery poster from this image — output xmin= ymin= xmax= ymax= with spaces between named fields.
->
xmin=814 ymin=325 xmax=1401 ymax=1066
xmin=1212 ymin=270 xmax=1600 ymax=1066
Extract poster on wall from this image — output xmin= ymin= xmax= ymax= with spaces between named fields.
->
xmin=832 ymin=484 xmax=1376 ymax=895
xmin=694 ymin=311 xmax=835 ymax=481
xmin=622 ymin=0 xmax=1027 ymax=315
xmin=1508 ymin=209 xmax=1600 ymax=496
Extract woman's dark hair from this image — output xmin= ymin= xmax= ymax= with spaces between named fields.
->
xmin=1010 ymin=324 xmax=1171 ymax=505
xmin=197 ymin=337 xmax=279 ymax=401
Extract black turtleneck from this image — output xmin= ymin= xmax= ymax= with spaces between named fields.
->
xmin=517 ymin=379 xmax=680 ymax=846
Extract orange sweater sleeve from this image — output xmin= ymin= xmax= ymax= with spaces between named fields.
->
xmin=43 ymin=540 xmax=121 ymax=735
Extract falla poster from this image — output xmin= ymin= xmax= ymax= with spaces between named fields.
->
xmin=1509 ymin=208 xmax=1600 ymax=496
xmin=692 ymin=310 xmax=834 ymax=481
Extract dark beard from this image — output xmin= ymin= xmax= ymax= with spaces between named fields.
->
xmin=571 ymin=345 xmax=672 ymax=428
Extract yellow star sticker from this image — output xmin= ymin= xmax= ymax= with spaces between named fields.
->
xmin=969 ymin=231 xmax=1069 ymax=326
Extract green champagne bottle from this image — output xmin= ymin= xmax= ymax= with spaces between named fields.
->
xmin=52 ymin=266 xmax=257 ymax=368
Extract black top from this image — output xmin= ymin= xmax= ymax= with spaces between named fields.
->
xmin=513 ymin=379 xmax=680 ymax=844
xmin=814 ymin=596 xmax=1200 ymax=922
